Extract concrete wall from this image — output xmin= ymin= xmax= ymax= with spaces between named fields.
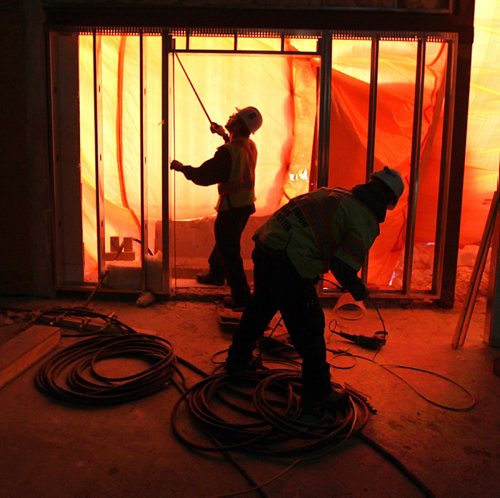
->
xmin=0 ymin=0 xmax=52 ymax=296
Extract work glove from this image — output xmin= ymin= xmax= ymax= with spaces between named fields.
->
xmin=170 ymin=159 xmax=184 ymax=172
xmin=210 ymin=122 xmax=230 ymax=142
xmin=210 ymin=122 xmax=225 ymax=135
xmin=349 ymin=280 xmax=368 ymax=302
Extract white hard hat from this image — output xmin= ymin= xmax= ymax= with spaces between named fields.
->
xmin=371 ymin=166 xmax=404 ymax=207
xmin=235 ymin=106 xmax=263 ymax=134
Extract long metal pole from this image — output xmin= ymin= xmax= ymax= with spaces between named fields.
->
xmin=174 ymin=52 xmax=213 ymax=124
xmin=452 ymin=190 xmax=499 ymax=348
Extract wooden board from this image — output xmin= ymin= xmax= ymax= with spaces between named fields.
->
xmin=0 ymin=325 xmax=60 ymax=390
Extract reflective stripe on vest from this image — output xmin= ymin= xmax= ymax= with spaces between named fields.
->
xmin=217 ymin=139 xmax=257 ymax=208
xmin=294 ymin=190 xmax=342 ymax=271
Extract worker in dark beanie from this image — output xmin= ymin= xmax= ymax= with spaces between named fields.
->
xmin=225 ymin=167 xmax=405 ymax=411
xmin=170 ymin=106 xmax=263 ymax=311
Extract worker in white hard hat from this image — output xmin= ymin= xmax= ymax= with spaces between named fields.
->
xmin=170 ymin=106 xmax=263 ymax=310
xmin=224 ymin=167 xmax=405 ymax=412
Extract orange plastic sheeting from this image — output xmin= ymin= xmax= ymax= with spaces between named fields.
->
xmin=460 ymin=0 xmax=500 ymax=246
xmin=78 ymin=10 xmax=500 ymax=284
xmin=79 ymin=36 xmax=303 ymax=275
xmin=77 ymin=36 xmax=447 ymax=287
xmin=281 ymin=50 xmax=319 ymax=203
xmin=319 ymin=41 xmax=448 ymax=286
xmin=79 ymin=35 xmax=163 ymax=277
xmin=81 ymin=180 xmax=142 ymax=280
xmin=169 ymin=45 xmax=297 ymax=220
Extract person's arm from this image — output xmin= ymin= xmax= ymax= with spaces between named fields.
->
xmin=170 ymin=147 xmax=231 ymax=186
xmin=330 ymin=256 xmax=368 ymax=301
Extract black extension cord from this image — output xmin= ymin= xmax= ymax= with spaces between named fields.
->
xmin=335 ymin=330 xmax=387 ymax=350
xmin=27 ymin=306 xmax=437 ymax=497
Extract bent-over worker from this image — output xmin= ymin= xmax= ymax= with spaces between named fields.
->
xmin=225 ymin=167 xmax=405 ymax=410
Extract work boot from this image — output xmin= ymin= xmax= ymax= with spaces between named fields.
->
xmin=301 ymin=386 xmax=348 ymax=413
xmin=223 ymin=295 xmax=249 ymax=312
xmin=224 ymin=355 xmax=264 ymax=374
xmin=196 ymin=272 xmax=225 ymax=286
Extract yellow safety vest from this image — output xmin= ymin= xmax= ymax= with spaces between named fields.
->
xmin=216 ymin=138 xmax=257 ymax=212
xmin=254 ymin=188 xmax=380 ymax=278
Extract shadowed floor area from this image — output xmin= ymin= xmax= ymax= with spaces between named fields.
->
xmin=0 ymin=293 xmax=498 ymax=498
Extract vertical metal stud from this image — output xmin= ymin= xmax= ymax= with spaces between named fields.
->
xmin=403 ymin=36 xmax=426 ymax=294
xmin=440 ymin=30 xmax=473 ymax=307
xmin=362 ymin=35 xmax=380 ymax=284
xmin=366 ymin=35 xmax=379 ymax=179
xmin=162 ymin=34 xmax=172 ymax=296
xmin=139 ymin=32 xmax=147 ymax=292
xmin=432 ymin=40 xmax=455 ymax=297
xmin=316 ymin=32 xmax=332 ymax=188
xmin=93 ymin=30 xmax=106 ymax=280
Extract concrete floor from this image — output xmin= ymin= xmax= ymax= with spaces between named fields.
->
xmin=0 ymin=291 xmax=499 ymax=498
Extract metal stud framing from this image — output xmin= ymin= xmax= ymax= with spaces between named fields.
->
xmin=50 ymin=28 xmax=460 ymax=303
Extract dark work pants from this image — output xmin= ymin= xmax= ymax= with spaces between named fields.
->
xmin=227 ymin=244 xmax=332 ymax=401
xmin=208 ymin=206 xmax=252 ymax=304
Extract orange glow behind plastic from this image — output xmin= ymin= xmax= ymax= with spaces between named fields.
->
xmin=77 ymin=7 xmax=499 ymax=287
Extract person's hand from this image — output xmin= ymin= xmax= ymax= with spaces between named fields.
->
xmin=349 ymin=280 xmax=368 ymax=302
xmin=170 ymin=160 xmax=184 ymax=172
xmin=354 ymin=290 xmax=368 ymax=302
xmin=353 ymin=286 xmax=368 ymax=302
xmin=210 ymin=122 xmax=226 ymax=136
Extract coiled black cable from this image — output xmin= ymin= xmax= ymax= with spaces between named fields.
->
xmin=171 ymin=368 xmax=372 ymax=457
xmin=29 ymin=305 xmax=442 ymax=496
xmin=35 ymin=333 xmax=184 ymax=405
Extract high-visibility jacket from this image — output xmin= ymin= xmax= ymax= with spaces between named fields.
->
xmin=254 ymin=187 xmax=380 ymax=279
xmin=216 ymin=138 xmax=257 ymax=212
